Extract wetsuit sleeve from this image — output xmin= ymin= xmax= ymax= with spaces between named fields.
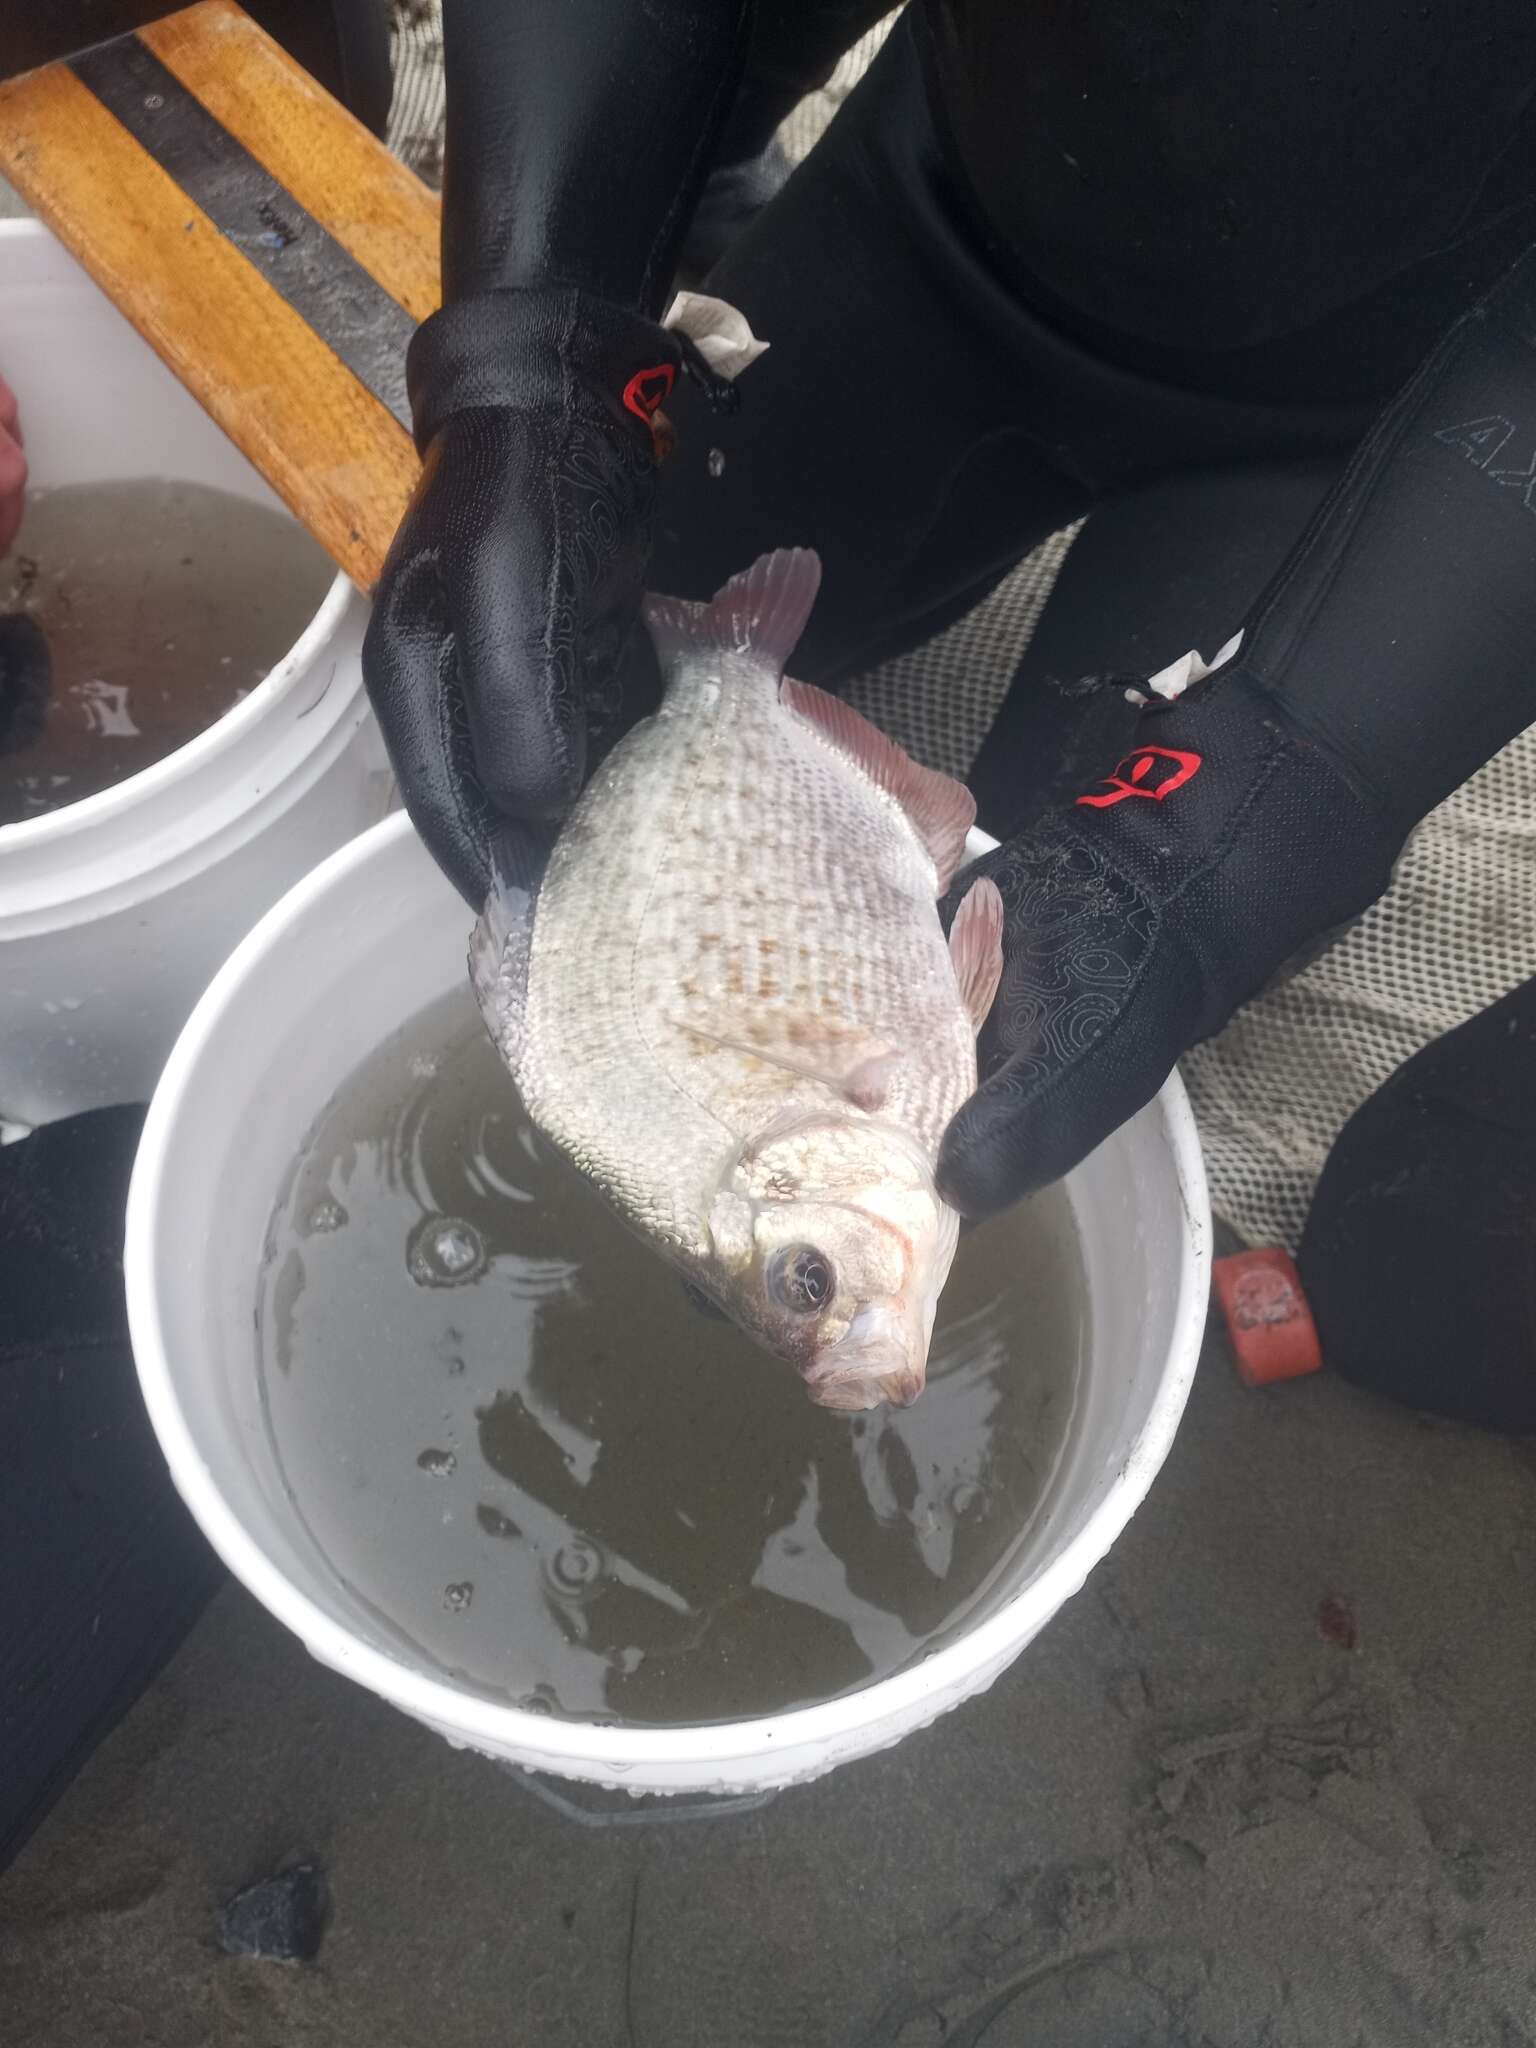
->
xmin=440 ymin=0 xmax=753 ymax=316
xmin=364 ymin=1 xmax=755 ymax=905
xmin=1244 ymin=246 xmax=1536 ymax=840
xmin=939 ymin=239 xmax=1536 ymax=1215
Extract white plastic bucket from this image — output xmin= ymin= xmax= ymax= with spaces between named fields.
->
xmin=127 ymin=808 xmax=1210 ymax=1795
xmin=0 ymin=218 xmax=393 ymax=1126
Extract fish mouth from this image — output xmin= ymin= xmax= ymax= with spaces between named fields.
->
xmin=803 ymin=1298 xmax=927 ymax=1412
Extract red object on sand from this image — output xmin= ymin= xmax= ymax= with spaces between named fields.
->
xmin=1212 ymin=1248 xmax=1323 ymax=1387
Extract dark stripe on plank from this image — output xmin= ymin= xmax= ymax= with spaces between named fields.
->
xmin=70 ymin=33 xmax=414 ymax=430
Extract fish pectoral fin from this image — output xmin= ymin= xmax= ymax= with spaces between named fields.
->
xmin=841 ymin=1049 xmax=903 ymax=1112
xmin=948 ymin=876 xmax=1006 ymax=1033
xmin=779 ymin=677 xmax=976 ymax=894
xmin=672 ymin=1009 xmax=901 ymax=1110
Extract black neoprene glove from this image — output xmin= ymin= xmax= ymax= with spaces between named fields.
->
xmin=366 ymin=292 xmax=704 ymax=901
xmin=939 ymin=239 xmax=1536 ymax=1215
xmin=364 ymin=0 xmax=753 ymax=905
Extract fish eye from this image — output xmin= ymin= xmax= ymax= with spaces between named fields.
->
xmin=767 ymin=1245 xmax=836 ymax=1315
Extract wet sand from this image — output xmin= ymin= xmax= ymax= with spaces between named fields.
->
xmin=4 ymin=1267 xmax=1533 ymax=2047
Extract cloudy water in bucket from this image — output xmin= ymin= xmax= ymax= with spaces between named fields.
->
xmin=0 ymin=479 xmax=334 ymax=826
xmin=256 ymin=991 xmax=1088 ymax=1726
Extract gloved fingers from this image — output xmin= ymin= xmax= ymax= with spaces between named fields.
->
xmin=446 ymin=403 xmax=657 ymax=820
xmin=935 ymin=820 xmax=1184 ymax=1216
xmin=938 ymin=1029 xmax=1181 ymax=1217
xmin=449 ymin=489 xmax=662 ymax=817
xmin=936 ymin=662 xmax=1401 ymax=1214
xmin=448 ymin=492 xmax=590 ymax=822
xmin=364 ymin=403 xmax=666 ymax=904
xmin=399 ymin=407 xmax=594 ymax=823
xmin=363 ymin=534 xmax=495 ymax=909
xmin=363 ymin=416 xmax=597 ymax=902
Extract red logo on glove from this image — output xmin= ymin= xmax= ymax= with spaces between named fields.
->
xmin=1076 ymin=745 xmax=1203 ymax=809
xmin=622 ymin=363 xmax=677 ymax=423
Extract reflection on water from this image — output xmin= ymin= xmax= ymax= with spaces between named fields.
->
xmin=256 ymin=991 xmax=1087 ymax=1725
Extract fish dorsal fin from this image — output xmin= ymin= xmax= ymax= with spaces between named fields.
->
xmin=642 ymin=548 xmax=822 ymax=673
xmin=947 ymin=876 xmax=1005 ymax=1033
xmin=780 ymin=678 xmax=976 ymax=893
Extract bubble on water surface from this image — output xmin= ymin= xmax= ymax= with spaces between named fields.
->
xmin=542 ymin=1538 xmax=605 ymax=1604
xmin=442 ymin=1581 xmax=474 ymax=1613
xmin=476 ymin=1504 xmax=522 ymax=1541
xmin=407 ymin=1214 xmax=487 ymax=1287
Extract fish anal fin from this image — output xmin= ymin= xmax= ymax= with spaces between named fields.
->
xmin=780 ymin=678 xmax=976 ymax=892
xmin=948 ymin=876 xmax=1005 ymax=1033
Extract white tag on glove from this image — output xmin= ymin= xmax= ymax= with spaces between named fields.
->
xmin=1124 ymin=629 xmax=1245 ymax=706
xmin=662 ymin=291 xmax=770 ymax=381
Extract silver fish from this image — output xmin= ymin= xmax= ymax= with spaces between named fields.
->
xmin=471 ymin=548 xmax=1003 ymax=1411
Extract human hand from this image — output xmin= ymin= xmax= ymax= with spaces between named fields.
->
xmin=936 ymin=662 xmax=1401 ymax=1215
xmin=363 ymin=290 xmax=688 ymax=906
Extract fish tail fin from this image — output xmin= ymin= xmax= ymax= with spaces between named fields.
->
xmin=469 ymin=877 xmax=513 ymax=1018
xmin=642 ymin=548 xmax=822 ymax=674
xmin=468 ymin=827 xmax=548 ymax=1072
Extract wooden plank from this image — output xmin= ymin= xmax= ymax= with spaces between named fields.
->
xmin=141 ymin=1 xmax=441 ymax=325
xmin=0 ymin=3 xmax=434 ymax=590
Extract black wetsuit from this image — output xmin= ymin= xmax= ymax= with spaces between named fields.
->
xmin=656 ymin=1 xmax=1536 ymax=680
